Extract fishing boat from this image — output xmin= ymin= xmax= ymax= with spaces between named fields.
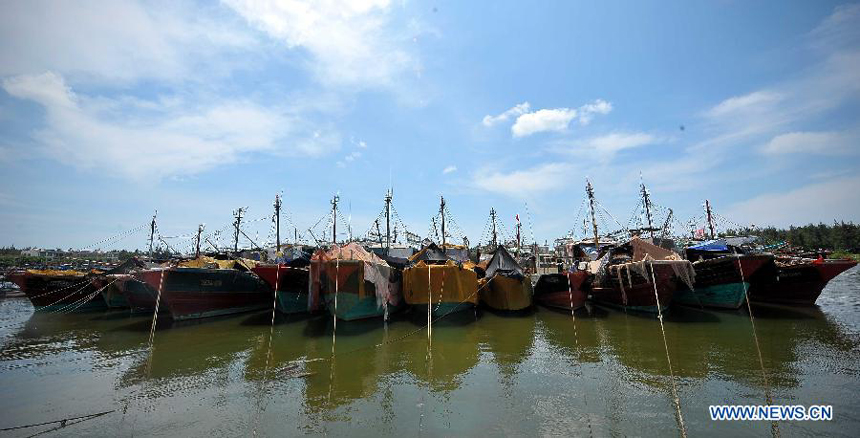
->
xmin=674 ymin=240 xmax=774 ymax=309
xmin=115 ymin=274 xmax=167 ymax=313
xmin=533 ymin=271 xmax=589 ymax=311
xmin=747 ymin=256 xmax=858 ymax=305
xmin=88 ymin=257 xmax=149 ymax=309
xmin=587 ymin=238 xmax=695 ymax=314
xmin=479 ymin=246 xmax=533 ymax=311
xmin=136 ymin=256 xmax=271 ymax=320
xmin=8 ymin=268 xmax=108 ymax=311
xmin=308 ymin=243 xmax=400 ymax=321
xmin=252 ymin=263 xmax=310 ymax=314
xmin=403 ymin=242 xmax=479 ymax=317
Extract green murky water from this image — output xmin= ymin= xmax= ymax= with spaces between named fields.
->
xmin=1 ymin=267 xmax=859 ymax=436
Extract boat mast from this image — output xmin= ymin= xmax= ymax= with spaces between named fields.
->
xmin=385 ymin=190 xmax=392 ymax=255
xmin=660 ymin=208 xmax=673 ymax=241
xmin=705 ymin=199 xmax=716 ymax=239
xmin=440 ymin=196 xmax=446 ymax=254
xmin=195 ymin=224 xmax=204 ymax=258
xmin=233 ymin=207 xmax=244 ymax=253
xmin=640 ymin=178 xmax=655 ymax=240
xmin=516 ymin=216 xmax=522 ymax=257
xmin=274 ymin=194 xmax=282 ymax=252
xmin=490 ymin=208 xmax=497 ymax=247
xmin=148 ymin=211 xmax=157 ymax=260
xmin=586 ymin=180 xmax=600 ymax=250
xmin=331 ymin=195 xmax=339 ymax=246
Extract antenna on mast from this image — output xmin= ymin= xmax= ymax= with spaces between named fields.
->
xmin=640 ymin=174 xmax=655 ymax=240
xmin=148 ymin=210 xmax=158 ymax=260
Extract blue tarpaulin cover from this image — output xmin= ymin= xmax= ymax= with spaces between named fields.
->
xmin=688 ymin=239 xmax=728 ymax=252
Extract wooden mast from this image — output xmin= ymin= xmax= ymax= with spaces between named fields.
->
xmin=233 ymin=207 xmax=244 ymax=253
xmin=331 ymin=195 xmax=339 ymax=246
xmin=148 ymin=211 xmax=157 ymax=260
xmin=586 ymin=180 xmax=600 ymax=250
xmin=490 ymin=208 xmax=497 ymax=247
xmin=385 ymin=190 xmax=392 ymax=256
xmin=641 ymin=179 xmax=655 ymax=240
xmin=274 ymin=194 xmax=282 ymax=252
xmin=195 ymin=224 xmax=204 ymax=258
xmin=705 ymin=200 xmax=716 ymax=239
xmin=440 ymin=195 xmax=446 ymax=254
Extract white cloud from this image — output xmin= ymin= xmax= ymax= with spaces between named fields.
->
xmin=442 ymin=165 xmax=457 ymax=174
xmin=512 ymin=108 xmax=578 ymax=137
xmin=2 ymin=72 xmax=337 ymax=181
xmin=762 ymin=131 xmax=855 ymax=155
xmin=726 ymin=176 xmax=860 ymax=227
xmin=548 ymin=132 xmax=660 ymax=162
xmin=224 ymin=0 xmax=416 ymax=88
xmin=0 ymin=1 xmax=257 ymax=84
xmin=577 ymin=99 xmax=613 ymax=125
xmin=585 ymin=132 xmax=657 ymax=154
xmin=358 ymin=140 xmax=367 ymax=148
xmin=473 ymin=163 xmax=573 ymax=198
xmin=507 ymin=99 xmax=613 ymax=137
xmin=482 ymin=102 xmax=530 ymax=127
xmin=344 ymin=151 xmax=362 ymax=162
xmin=706 ymin=91 xmax=783 ymax=119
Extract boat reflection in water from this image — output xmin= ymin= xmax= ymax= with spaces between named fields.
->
xmin=1 ymin=269 xmax=858 ymax=437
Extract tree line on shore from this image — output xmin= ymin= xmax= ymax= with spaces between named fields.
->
xmin=726 ymin=221 xmax=860 ymax=254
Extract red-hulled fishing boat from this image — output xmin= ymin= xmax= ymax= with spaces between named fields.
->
xmin=588 ymin=238 xmax=695 ymax=314
xmin=136 ymin=257 xmax=271 ymax=320
xmin=8 ymin=269 xmax=107 ymax=311
xmin=747 ymin=257 xmax=857 ymax=305
xmin=251 ymin=264 xmax=310 ymax=314
xmin=533 ymin=271 xmax=589 ymax=311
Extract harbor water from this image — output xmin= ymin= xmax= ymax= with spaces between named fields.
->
xmin=1 ymin=267 xmax=859 ymax=436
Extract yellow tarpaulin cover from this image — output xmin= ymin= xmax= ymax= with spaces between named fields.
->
xmin=25 ymin=269 xmax=87 ymax=277
xmin=403 ymin=260 xmax=478 ymax=306
xmin=177 ymin=256 xmax=258 ymax=270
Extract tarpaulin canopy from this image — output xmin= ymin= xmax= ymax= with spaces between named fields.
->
xmin=483 ymin=246 xmax=525 ymax=280
xmin=409 ymin=243 xmax=449 ymax=263
xmin=687 ymin=239 xmax=729 ymax=252
xmin=308 ymin=243 xmax=395 ymax=311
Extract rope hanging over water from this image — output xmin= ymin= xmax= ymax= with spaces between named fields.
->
xmin=648 ymin=261 xmax=687 ymax=438
xmin=738 ymin=256 xmax=781 ymax=438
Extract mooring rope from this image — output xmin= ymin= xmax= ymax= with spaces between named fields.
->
xmin=326 ymin=257 xmax=340 ymax=408
xmin=252 ymin=263 xmax=282 ymax=436
xmin=737 ymin=256 xmax=780 ymax=438
xmin=566 ymin=273 xmax=594 ymax=438
xmin=648 ymin=261 xmax=687 ymax=438
xmin=0 ymin=410 xmax=114 ymax=432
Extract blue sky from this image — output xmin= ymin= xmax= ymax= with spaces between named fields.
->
xmin=1 ymin=0 xmax=859 ymax=252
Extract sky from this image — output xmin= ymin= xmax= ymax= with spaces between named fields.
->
xmin=1 ymin=0 xmax=859 ymax=252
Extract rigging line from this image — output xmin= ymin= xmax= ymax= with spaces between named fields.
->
xmin=737 ymin=256 xmax=781 ymax=438
xmin=145 ymin=268 xmax=167 ymax=378
xmin=566 ymin=275 xmax=594 ymax=438
xmin=648 ymin=261 xmax=687 ymax=438
xmin=79 ymin=222 xmax=149 ymax=250
xmin=327 ymin=257 xmax=340 ymax=409
xmin=57 ymin=278 xmax=119 ymax=314
xmin=252 ymin=263 xmax=281 ymax=437
xmin=0 ymin=410 xmax=115 ymax=432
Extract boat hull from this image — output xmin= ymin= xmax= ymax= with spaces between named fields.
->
xmin=138 ymin=268 xmax=271 ymax=320
xmin=403 ymin=263 xmax=478 ymax=318
xmin=251 ymin=265 xmax=310 ymax=315
xmin=533 ymin=272 xmax=588 ymax=311
xmin=589 ymin=261 xmax=679 ymax=314
xmin=116 ymin=275 xmax=167 ymax=313
xmin=676 ymin=255 xmax=771 ymax=309
xmin=8 ymin=270 xmax=107 ymax=311
xmin=91 ymin=275 xmax=130 ymax=309
xmin=480 ymin=275 xmax=533 ymax=311
xmin=748 ymin=260 xmax=857 ymax=305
